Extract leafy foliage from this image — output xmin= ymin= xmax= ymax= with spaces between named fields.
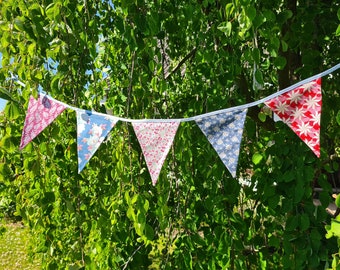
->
xmin=0 ymin=0 xmax=340 ymax=269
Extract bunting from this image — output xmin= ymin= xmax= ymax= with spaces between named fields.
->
xmin=265 ymin=78 xmax=322 ymax=157
xmin=19 ymin=95 xmax=66 ymax=150
xmin=16 ymin=64 xmax=340 ymax=184
xmin=132 ymin=122 xmax=179 ymax=185
xmin=77 ymin=110 xmax=117 ymax=172
xmin=195 ymin=109 xmax=248 ymax=177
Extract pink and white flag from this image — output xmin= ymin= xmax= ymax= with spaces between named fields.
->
xmin=20 ymin=95 xmax=66 ymax=149
xmin=132 ymin=122 xmax=180 ymax=185
xmin=265 ymin=78 xmax=322 ymax=157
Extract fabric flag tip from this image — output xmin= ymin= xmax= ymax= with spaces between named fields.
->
xmin=132 ymin=122 xmax=179 ymax=185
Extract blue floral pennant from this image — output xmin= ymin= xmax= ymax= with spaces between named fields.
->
xmin=76 ymin=109 xmax=117 ymax=173
xmin=195 ymin=109 xmax=247 ymax=177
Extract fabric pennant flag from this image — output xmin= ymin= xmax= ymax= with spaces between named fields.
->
xmin=265 ymin=78 xmax=322 ymax=157
xmin=20 ymin=95 xmax=66 ymax=150
xmin=196 ymin=109 xmax=248 ymax=178
xmin=132 ymin=122 xmax=180 ymax=186
xmin=77 ymin=110 xmax=117 ymax=173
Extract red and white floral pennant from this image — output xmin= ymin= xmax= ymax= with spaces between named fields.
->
xmin=132 ymin=122 xmax=179 ymax=185
xmin=265 ymin=78 xmax=322 ymax=157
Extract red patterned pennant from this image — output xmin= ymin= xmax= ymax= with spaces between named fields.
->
xmin=132 ymin=122 xmax=179 ymax=185
xmin=265 ymin=78 xmax=322 ymax=157
xmin=20 ymin=95 xmax=66 ymax=149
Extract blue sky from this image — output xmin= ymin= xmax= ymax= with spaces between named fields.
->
xmin=0 ymin=53 xmax=6 ymax=111
xmin=0 ymin=99 xmax=7 ymax=111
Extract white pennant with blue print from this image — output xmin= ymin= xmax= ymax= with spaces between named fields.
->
xmin=195 ymin=108 xmax=247 ymax=178
xmin=76 ymin=109 xmax=117 ymax=173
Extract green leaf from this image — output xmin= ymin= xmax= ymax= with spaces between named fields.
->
xmin=245 ymin=6 xmax=256 ymax=21
xmin=217 ymin=21 xmax=232 ymax=37
xmin=127 ymin=207 xmax=135 ymax=221
xmin=274 ymin=56 xmax=287 ymax=70
xmin=13 ymin=17 xmax=25 ymax=31
xmin=254 ymin=69 xmax=264 ymax=85
xmin=252 ymin=153 xmax=263 ymax=165
xmin=144 ymin=224 xmax=154 ymax=240
xmin=281 ymin=40 xmax=288 ymax=52
xmin=258 ymin=111 xmax=266 ymax=122
xmin=263 ymin=9 xmax=276 ymax=22
xmin=286 ymin=215 xmax=298 ymax=231
xmin=326 ymin=219 xmax=340 ymax=239
xmin=336 ymin=111 xmax=340 ymax=126
xmin=5 ymin=102 xmax=20 ymax=119
xmin=225 ymin=3 xmax=234 ymax=20
xmin=299 ymin=214 xmax=310 ymax=231
xmin=0 ymin=87 xmax=15 ymax=102
xmin=269 ymin=37 xmax=280 ymax=57
xmin=335 ymin=195 xmax=340 ymax=208
xmin=277 ymin=10 xmax=293 ymax=24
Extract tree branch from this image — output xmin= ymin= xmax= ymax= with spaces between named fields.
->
xmin=236 ymin=73 xmax=276 ymax=131
xmin=164 ymin=47 xmax=197 ymax=80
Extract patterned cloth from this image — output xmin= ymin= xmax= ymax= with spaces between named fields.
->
xmin=20 ymin=95 xmax=66 ymax=149
xmin=76 ymin=110 xmax=117 ymax=172
xmin=132 ymin=122 xmax=180 ymax=185
xmin=265 ymin=78 xmax=322 ymax=157
xmin=196 ymin=109 xmax=248 ymax=177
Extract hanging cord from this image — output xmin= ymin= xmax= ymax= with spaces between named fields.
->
xmin=11 ymin=63 xmax=340 ymax=123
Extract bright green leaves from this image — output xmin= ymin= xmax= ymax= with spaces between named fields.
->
xmin=326 ymin=216 xmax=340 ymax=239
xmin=217 ymin=21 xmax=232 ymax=37
xmin=252 ymin=152 xmax=263 ymax=165
xmin=125 ymin=191 xmax=153 ymax=242
xmin=219 ymin=3 xmax=258 ymax=39
xmin=4 ymin=102 xmax=20 ymax=120
xmin=325 ymin=213 xmax=340 ymax=269
xmin=46 ymin=2 xmax=62 ymax=21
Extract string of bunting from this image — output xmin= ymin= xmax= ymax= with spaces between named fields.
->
xmin=15 ymin=63 xmax=340 ymax=185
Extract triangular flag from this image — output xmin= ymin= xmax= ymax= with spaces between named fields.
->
xmin=132 ymin=122 xmax=179 ymax=185
xmin=196 ymin=109 xmax=248 ymax=177
xmin=265 ymin=78 xmax=322 ymax=157
xmin=77 ymin=110 xmax=117 ymax=172
xmin=20 ymin=95 xmax=66 ymax=149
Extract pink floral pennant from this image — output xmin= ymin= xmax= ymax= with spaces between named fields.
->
xmin=265 ymin=78 xmax=322 ymax=157
xmin=77 ymin=110 xmax=117 ymax=173
xmin=20 ymin=95 xmax=66 ymax=150
xmin=132 ymin=122 xmax=180 ymax=185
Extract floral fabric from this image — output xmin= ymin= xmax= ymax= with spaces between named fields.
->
xmin=77 ymin=110 xmax=117 ymax=172
xmin=196 ymin=109 xmax=248 ymax=178
xmin=265 ymin=78 xmax=322 ymax=157
xmin=20 ymin=95 xmax=66 ymax=149
xmin=132 ymin=122 xmax=180 ymax=185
